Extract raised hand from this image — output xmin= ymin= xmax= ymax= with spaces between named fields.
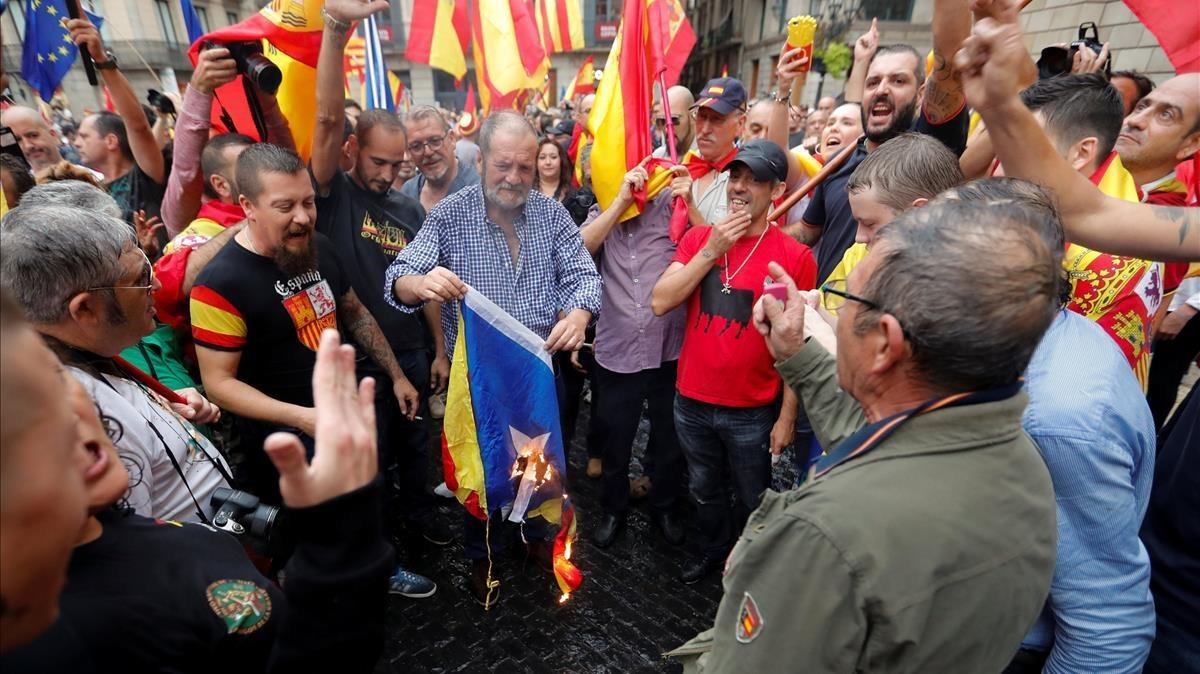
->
xmin=65 ymin=18 xmax=106 ymax=63
xmin=264 ymin=330 xmax=378 ymax=509
xmin=954 ymin=9 xmax=1028 ymax=113
xmin=133 ymin=210 xmax=165 ymax=259
xmin=323 ymin=0 xmax=391 ymax=23
xmin=190 ymin=47 xmax=239 ymax=95
xmin=854 ymin=18 xmax=880 ymax=62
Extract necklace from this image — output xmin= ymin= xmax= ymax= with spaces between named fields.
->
xmin=721 ymin=224 xmax=771 ymax=294
xmin=244 ymin=227 xmax=263 ymax=256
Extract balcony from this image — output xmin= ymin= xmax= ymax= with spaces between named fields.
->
xmin=1 ymin=39 xmax=194 ymax=74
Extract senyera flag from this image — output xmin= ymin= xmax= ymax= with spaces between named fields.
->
xmin=1122 ymin=0 xmax=1199 ymax=73
xmin=443 ymin=287 xmax=582 ymax=604
xmin=589 ymin=0 xmax=695 ymax=240
xmin=188 ymin=0 xmax=323 ymax=160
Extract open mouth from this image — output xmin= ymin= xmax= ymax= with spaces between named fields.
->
xmin=825 ymin=136 xmax=842 ymax=148
xmin=868 ymin=101 xmax=893 ymax=126
xmin=728 ymin=197 xmax=749 ymax=213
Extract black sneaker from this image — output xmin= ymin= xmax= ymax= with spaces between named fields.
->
xmin=416 ymin=518 xmax=453 ymax=546
xmin=680 ymin=555 xmax=721 ymax=585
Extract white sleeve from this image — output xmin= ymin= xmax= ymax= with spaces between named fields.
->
xmin=69 ymin=369 xmax=158 ymax=517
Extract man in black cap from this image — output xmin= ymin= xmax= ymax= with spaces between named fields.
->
xmin=652 ymin=140 xmax=817 ymax=584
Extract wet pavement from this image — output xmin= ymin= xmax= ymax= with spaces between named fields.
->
xmin=376 ymin=399 xmax=805 ymax=673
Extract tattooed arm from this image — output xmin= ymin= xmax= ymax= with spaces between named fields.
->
xmin=339 ymin=289 xmax=419 ymax=417
xmin=921 ymin=0 xmax=972 ymax=123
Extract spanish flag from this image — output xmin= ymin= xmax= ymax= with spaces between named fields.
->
xmin=1065 ymin=152 xmax=1161 ymax=388
xmin=405 ymin=0 xmax=469 ymax=80
xmin=443 ymin=288 xmax=582 ymax=603
xmin=472 ymin=0 xmax=550 ymax=115
xmin=188 ymin=0 xmax=323 ymax=161
xmin=589 ymin=0 xmax=694 ymax=233
xmin=533 ymin=0 xmax=584 ymax=53
xmin=563 ymin=55 xmax=595 ymax=100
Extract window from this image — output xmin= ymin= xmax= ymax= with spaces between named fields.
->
xmin=858 ymin=0 xmax=915 ymax=22
xmin=8 ymin=0 xmax=26 ymax=41
xmin=155 ymin=0 xmax=179 ymax=45
xmin=226 ymin=11 xmax=239 ymax=26
xmin=195 ymin=6 xmax=210 ymax=33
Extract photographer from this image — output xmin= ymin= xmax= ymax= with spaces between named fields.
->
xmin=1 ymin=328 xmax=392 ymax=672
xmin=160 ymin=45 xmax=295 ymax=237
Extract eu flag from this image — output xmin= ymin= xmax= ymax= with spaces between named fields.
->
xmin=20 ymin=0 xmax=103 ymax=102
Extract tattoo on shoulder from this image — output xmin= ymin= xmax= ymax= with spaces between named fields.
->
xmin=1150 ymin=206 xmax=1198 ymax=248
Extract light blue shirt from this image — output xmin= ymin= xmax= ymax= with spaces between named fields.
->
xmin=1020 ymin=311 xmax=1156 ymax=672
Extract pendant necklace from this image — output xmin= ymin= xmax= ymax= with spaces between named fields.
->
xmin=721 ymin=224 xmax=771 ymax=294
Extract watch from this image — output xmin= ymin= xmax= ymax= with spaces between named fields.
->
xmin=93 ymin=51 xmax=119 ymax=70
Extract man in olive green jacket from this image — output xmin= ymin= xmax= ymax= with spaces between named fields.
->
xmin=671 ymin=201 xmax=1059 ymax=672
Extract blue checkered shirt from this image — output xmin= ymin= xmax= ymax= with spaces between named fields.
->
xmin=384 ymin=185 xmax=601 ymax=356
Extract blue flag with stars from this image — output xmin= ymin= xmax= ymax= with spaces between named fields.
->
xmin=20 ymin=0 xmax=103 ymax=102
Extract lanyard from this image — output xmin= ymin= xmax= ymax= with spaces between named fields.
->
xmin=812 ymin=381 xmax=1024 ymax=479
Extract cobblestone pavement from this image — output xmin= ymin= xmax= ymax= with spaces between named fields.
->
xmin=376 ymin=399 xmax=806 ymax=674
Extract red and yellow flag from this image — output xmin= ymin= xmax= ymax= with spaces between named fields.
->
xmin=405 ymin=0 xmax=470 ymax=80
xmin=188 ymin=0 xmax=323 ymax=160
xmin=471 ymin=0 xmax=550 ymax=115
xmin=533 ymin=0 xmax=584 ymax=53
xmin=563 ymin=55 xmax=595 ymax=100
xmin=589 ymin=0 xmax=695 ymax=227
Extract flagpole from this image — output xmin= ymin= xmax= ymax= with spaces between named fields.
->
xmin=657 ymin=74 xmax=679 ymax=163
xmin=767 ymin=135 xmax=862 ymax=221
xmin=67 ymin=0 xmax=98 ymax=85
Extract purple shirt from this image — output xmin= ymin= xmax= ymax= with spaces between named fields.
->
xmin=585 ymin=192 xmax=686 ymax=374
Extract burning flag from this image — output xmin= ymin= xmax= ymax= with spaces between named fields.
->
xmin=442 ymin=287 xmax=582 ymax=603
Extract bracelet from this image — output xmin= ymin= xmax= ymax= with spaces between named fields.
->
xmin=320 ymin=7 xmax=352 ymax=33
xmin=700 ymin=248 xmax=714 ymax=259
xmin=772 ymin=90 xmax=790 ymax=104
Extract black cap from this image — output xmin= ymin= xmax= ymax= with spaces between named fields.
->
xmin=691 ymin=77 xmax=748 ymax=116
xmin=549 ymin=119 xmax=576 ymax=136
xmin=728 ymin=139 xmax=789 ymax=182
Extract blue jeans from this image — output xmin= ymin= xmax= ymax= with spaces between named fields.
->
xmin=674 ymin=395 xmax=774 ymax=558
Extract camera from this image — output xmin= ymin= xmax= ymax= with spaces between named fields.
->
xmin=1037 ymin=22 xmax=1111 ymax=79
xmin=210 ymin=487 xmax=283 ymax=556
xmin=146 ymin=89 xmax=175 ymax=116
xmin=200 ymin=40 xmax=283 ymax=94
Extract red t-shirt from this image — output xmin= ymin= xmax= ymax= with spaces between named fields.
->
xmin=673 ymin=224 xmax=817 ymax=407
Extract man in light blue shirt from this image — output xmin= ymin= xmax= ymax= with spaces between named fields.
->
xmin=933 ymin=180 xmax=1155 ymax=674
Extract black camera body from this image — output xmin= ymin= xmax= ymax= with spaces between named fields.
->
xmin=210 ymin=487 xmax=283 ymax=556
xmin=147 ymin=89 xmax=176 ymax=116
xmin=1037 ymin=22 xmax=1111 ymax=79
xmin=200 ymin=39 xmax=283 ymax=94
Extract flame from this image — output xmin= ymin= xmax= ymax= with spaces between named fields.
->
xmin=559 ymin=593 xmax=570 ymax=604
xmin=564 ymin=539 xmax=573 ymax=560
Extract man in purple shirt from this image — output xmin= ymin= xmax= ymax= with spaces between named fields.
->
xmin=580 ymin=162 xmax=691 ymax=548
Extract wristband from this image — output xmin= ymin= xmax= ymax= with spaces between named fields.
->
xmin=320 ymin=7 xmax=352 ymax=33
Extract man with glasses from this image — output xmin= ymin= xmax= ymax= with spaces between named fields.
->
xmin=673 ymin=198 xmax=1061 ymax=671
xmin=400 ymin=105 xmax=481 ymax=213
xmin=311 ymin=2 xmax=454 ymax=560
xmin=1 ymin=203 xmax=230 ymax=523
xmin=652 ymin=86 xmax=696 ymax=160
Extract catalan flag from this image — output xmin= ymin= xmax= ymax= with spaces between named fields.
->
xmin=443 ymin=287 xmax=582 ymax=601
xmin=188 ymin=0 xmax=323 ymax=160
xmin=20 ymin=0 xmax=104 ymax=102
xmin=533 ymin=0 xmax=584 ymax=53
xmin=405 ymin=0 xmax=469 ymax=80
xmin=589 ymin=0 xmax=694 ymax=233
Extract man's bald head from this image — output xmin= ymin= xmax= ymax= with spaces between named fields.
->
xmin=744 ymin=99 xmax=774 ymax=141
xmin=817 ymin=96 xmax=837 ymax=115
xmin=1115 ymin=72 xmax=1200 ymax=184
xmin=1 ymin=107 xmax=62 ymax=172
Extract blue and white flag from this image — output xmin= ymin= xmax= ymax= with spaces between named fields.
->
xmin=360 ymin=13 xmax=393 ymax=112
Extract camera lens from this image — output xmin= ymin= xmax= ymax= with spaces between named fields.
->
xmin=243 ymin=54 xmax=282 ymax=95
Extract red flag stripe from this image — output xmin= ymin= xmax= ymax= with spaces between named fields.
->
xmin=554 ymin=0 xmax=574 ymax=51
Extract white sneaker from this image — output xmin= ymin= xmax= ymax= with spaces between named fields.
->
xmin=430 ymin=392 xmax=447 ymax=419
xmin=434 ymin=481 xmax=454 ymax=498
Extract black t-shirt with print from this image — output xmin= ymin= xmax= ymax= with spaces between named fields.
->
xmin=107 ymin=159 xmax=166 ymax=224
xmin=316 ymin=171 xmax=428 ymax=356
xmin=191 ymin=233 xmax=349 ymax=408
xmin=804 ymin=105 xmax=970 ymax=285
xmin=0 ymin=508 xmax=282 ymax=674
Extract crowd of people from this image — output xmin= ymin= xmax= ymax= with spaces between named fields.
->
xmin=1 ymin=0 xmax=1198 ymax=670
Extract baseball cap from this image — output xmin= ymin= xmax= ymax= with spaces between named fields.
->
xmin=691 ymin=77 xmax=748 ymax=116
xmin=549 ymin=119 xmax=576 ymax=136
xmin=727 ymin=139 xmax=789 ymax=182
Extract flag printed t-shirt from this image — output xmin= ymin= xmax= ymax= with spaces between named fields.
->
xmin=673 ymin=224 xmax=817 ymax=407
xmin=316 ymin=170 xmax=429 ymax=355
xmin=190 ymin=233 xmax=349 ymax=407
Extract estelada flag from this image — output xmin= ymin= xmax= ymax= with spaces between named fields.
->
xmin=589 ymin=0 xmax=695 ymax=237
xmin=1122 ymin=0 xmax=1199 ymax=73
xmin=442 ymin=287 xmax=582 ymax=599
xmin=188 ymin=0 xmax=323 ymax=160
xmin=405 ymin=0 xmax=470 ymax=80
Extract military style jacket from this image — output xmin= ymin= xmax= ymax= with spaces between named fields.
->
xmin=670 ymin=343 xmax=1057 ymax=673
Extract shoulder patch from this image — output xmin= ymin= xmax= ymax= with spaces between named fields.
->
xmin=735 ymin=592 xmax=764 ymax=644
xmin=206 ymin=579 xmax=273 ymax=635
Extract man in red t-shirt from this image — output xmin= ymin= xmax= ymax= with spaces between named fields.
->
xmin=652 ymin=139 xmax=816 ymax=584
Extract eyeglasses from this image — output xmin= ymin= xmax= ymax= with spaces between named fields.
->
xmin=407 ymin=133 xmax=448 ymax=155
xmin=85 ymin=250 xmax=155 ymax=296
xmin=820 ymin=279 xmax=878 ymax=313
xmin=654 ymin=115 xmax=682 ymax=127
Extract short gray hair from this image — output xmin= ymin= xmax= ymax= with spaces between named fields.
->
xmin=11 ymin=180 xmax=121 ymax=220
xmin=0 ymin=205 xmax=134 ymax=323
xmin=479 ymin=110 xmax=537 ymax=158
xmin=406 ymin=105 xmax=450 ymax=133
xmin=858 ymin=200 xmax=1060 ymax=393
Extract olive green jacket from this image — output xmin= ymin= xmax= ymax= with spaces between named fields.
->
xmin=669 ymin=343 xmax=1056 ymax=673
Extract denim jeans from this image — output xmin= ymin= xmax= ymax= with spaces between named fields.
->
xmin=674 ymin=395 xmax=774 ymax=558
